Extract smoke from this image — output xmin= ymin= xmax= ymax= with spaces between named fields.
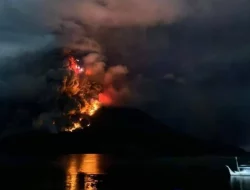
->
xmin=101 ymin=65 xmax=130 ymax=106
xmin=83 ymin=53 xmax=130 ymax=106
xmin=1 ymin=0 xmax=250 ymax=146
xmin=11 ymin=0 xmax=187 ymax=29
xmin=8 ymin=0 xmax=250 ymax=32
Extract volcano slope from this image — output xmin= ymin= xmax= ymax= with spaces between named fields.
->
xmin=0 ymin=107 xmax=245 ymax=156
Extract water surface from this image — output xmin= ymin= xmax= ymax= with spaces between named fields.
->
xmin=0 ymin=154 xmax=248 ymax=190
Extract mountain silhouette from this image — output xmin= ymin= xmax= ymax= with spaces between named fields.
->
xmin=0 ymin=107 xmax=245 ymax=156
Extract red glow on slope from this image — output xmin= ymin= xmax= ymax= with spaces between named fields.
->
xmin=98 ymin=93 xmax=112 ymax=105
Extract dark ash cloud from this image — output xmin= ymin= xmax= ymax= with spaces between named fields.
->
xmin=1 ymin=0 xmax=250 ymax=148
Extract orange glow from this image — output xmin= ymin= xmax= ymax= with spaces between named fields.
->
xmin=65 ymin=156 xmax=78 ymax=190
xmin=81 ymin=99 xmax=101 ymax=116
xmin=65 ymin=99 xmax=101 ymax=132
xmin=79 ymin=154 xmax=103 ymax=174
xmin=61 ymin=55 xmax=103 ymax=133
xmin=64 ymin=154 xmax=111 ymax=190
xmin=64 ymin=122 xmax=82 ymax=132
xmin=85 ymin=69 xmax=92 ymax=76
xmin=99 ymin=93 xmax=112 ymax=105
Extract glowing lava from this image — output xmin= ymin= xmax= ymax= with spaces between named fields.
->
xmin=62 ymin=56 xmax=102 ymax=132
xmin=81 ymin=99 xmax=101 ymax=116
xmin=64 ymin=122 xmax=83 ymax=132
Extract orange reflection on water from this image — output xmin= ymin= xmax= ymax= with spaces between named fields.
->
xmin=65 ymin=154 xmax=111 ymax=190
xmin=79 ymin=154 xmax=106 ymax=174
xmin=65 ymin=155 xmax=79 ymax=190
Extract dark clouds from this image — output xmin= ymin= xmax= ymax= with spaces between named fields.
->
xmin=122 ymin=0 xmax=250 ymax=148
xmin=145 ymin=29 xmax=250 ymax=148
xmin=1 ymin=0 xmax=250 ymax=148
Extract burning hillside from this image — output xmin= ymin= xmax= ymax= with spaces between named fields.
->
xmin=33 ymin=48 xmax=130 ymax=133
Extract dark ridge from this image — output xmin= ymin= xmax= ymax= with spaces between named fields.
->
xmin=0 ymin=107 xmax=246 ymax=156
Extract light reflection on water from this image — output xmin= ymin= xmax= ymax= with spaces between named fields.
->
xmin=0 ymin=154 xmax=246 ymax=190
xmin=231 ymin=177 xmax=250 ymax=190
xmin=65 ymin=156 xmax=78 ymax=190
xmin=62 ymin=154 xmax=234 ymax=190
xmin=63 ymin=154 xmax=111 ymax=190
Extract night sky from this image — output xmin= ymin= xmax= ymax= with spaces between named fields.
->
xmin=0 ymin=0 xmax=250 ymax=149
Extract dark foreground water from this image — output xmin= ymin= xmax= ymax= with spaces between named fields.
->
xmin=0 ymin=154 xmax=248 ymax=190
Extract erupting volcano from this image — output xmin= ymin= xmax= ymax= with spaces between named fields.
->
xmin=33 ymin=48 xmax=129 ymax=133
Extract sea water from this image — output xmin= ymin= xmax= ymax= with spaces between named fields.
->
xmin=0 ymin=154 xmax=248 ymax=190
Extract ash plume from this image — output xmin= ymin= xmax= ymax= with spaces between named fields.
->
xmin=1 ymin=0 xmax=250 ymax=148
xmin=32 ymin=47 xmax=130 ymax=133
xmin=12 ymin=0 xmax=187 ymax=29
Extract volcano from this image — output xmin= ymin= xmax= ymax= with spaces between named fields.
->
xmin=0 ymin=107 xmax=245 ymax=156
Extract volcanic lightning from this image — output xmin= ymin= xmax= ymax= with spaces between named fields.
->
xmin=68 ymin=56 xmax=84 ymax=74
